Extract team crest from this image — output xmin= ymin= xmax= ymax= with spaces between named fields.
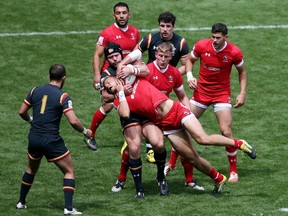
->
xmin=168 ymin=75 xmax=173 ymax=82
xmin=131 ymin=33 xmax=135 ymax=40
xmin=223 ymin=55 xmax=229 ymax=62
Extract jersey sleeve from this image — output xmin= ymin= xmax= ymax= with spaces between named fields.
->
xmin=138 ymin=34 xmax=151 ymax=52
xmin=191 ymin=41 xmax=202 ymax=59
xmin=233 ymin=47 xmax=244 ymax=67
xmin=60 ymin=93 xmax=73 ymax=114
xmin=179 ymin=38 xmax=190 ymax=58
xmin=96 ymin=28 xmax=111 ymax=47
xmin=173 ymin=67 xmax=184 ymax=90
xmin=24 ymin=87 xmax=37 ymax=107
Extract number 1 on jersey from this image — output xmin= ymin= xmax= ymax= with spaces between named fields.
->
xmin=40 ymin=95 xmax=48 ymax=114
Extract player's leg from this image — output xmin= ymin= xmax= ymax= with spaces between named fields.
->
xmin=164 ymin=147 xmax=178 ymax=176
xmin=17 ymin=134 xmax=42 ymax=209
xmin=16 ymin=156 xmax=41 ymax=209
xmin=85 ymin=102 xmax=114 ymax=150
xmin=142 ymin=122 xmax=168 ymax=196
xmin=54 ymin=154 xmax=82 ymax=215
xmin=214 ymin=105 xmax=238 ymax=182
xmin=183 ymin=114 xmax=252 ymax=149
xmin=180 ymin=155 xmax=205 ymax=190
xmin=124 ymin=125 xmax=144 ymax=198
xmin=167 ymin=130 xmax=226 ymax=194
xmin=111 ymin=140 xmax=129 ymax=192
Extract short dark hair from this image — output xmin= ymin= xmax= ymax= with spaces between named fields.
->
xmin=114 ymin=2 xmax=129 ymax=12
xmin=158 ymin=11 xmax=176 ymax=26
xmin=104 ymin=42 xmax=123 ymax=58
xmin=211 ymin=23 xmax=228 ymax=35
xmin=49 ymin=64 xmax=66 ymax=81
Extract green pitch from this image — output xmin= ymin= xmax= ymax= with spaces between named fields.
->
xmin=1 ymin=0 xmax=288 ymax=215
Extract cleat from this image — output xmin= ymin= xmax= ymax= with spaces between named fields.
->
xmin=83 ymin=137 xmax=97 ymax=151
xmin=157 ymin=180 xmax=169 ymax=196
xmin=185 ymin=180 xmax=205 ymax=191
xmin=164 ymin=163 xmax=176 ymax=176
xmin=239 ymin=139 xmax=256 ymax=159
xmin=146 ymin=149 xmax=156 ymax=163
xmin=212 ymin=175 xmax=227 ymax=195
xmin=16 ymin=202 xmax=27 ymax=209
xmin=228 ymin=171 xmax=239 ymax=183
xmin=120 ymin=140 xmax=128 ymax=155
xmin=111 ymin=180 xmax=125 ymax=192
xmin=135 ymin=191 xmax=144 ymax=199
xmin=64 ymin=208 xmax=82 ymax=215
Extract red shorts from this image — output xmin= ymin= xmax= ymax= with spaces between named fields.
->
xmin=155 ymin=101 xmax=193 ymax=133
xmin=192 ymin=90 xmax=231 ymax=106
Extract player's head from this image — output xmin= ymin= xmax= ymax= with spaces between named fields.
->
xmin=113 ymin=2 xmax=130 ymax=28
xmin=102 ymin=76 xmax=118 ymax=94
xmin=158 ymin=11 xmax=176 ymax=26
xmin=104 ymin=43 xmax=123 ymax=67
xmin=158 ymin=11 xmax=175 ymax=40
xmin=211 ymin=23 xmax=228 ymax=50
xmin=49 ymin=64 xmax=66 ymax=88
xmin=155 ymin=42 xmax=174 ymax=69
xmin=212 ymin=23 xmax=228 ymax=36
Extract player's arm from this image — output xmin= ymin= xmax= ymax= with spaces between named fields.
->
xmin=234 ymin=64 xmax=247 ymax=108
xmin=115 ymin=79 xmax=130 ymax=119
xmin=64 ymin=110 xmax=92 ymax=138
xmin=18 ymin=101 xmax=33 ymax=123
xmin=185 ymin=53 xmax=198 ymax=89
xmin=178 ymin=56 xmax=187 ymax=75
xmin=174 ymin=87 xmax=190 ymax=108
xmin=178 ymin=39 xmax=190 ymax=75
xmin=93 ymin=44 xmax=105 ymax=90
xmin=117 ymin=49 xmax=150 ymax=79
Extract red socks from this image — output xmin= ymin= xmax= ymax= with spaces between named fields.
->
xmin=168 ymin=148 xmax=178 ymax=168
xmin=118 ymin=150 xmax=129 ymax=182
xmin=226 ymin=146 xmax=238 ymax=173
xmin=180 ymin=155 xmax=193 ymax=183
xmin=89 ymin=108 xmax=107 ymax=137
xmin=208 ymin=167 xmax=224 ymax=183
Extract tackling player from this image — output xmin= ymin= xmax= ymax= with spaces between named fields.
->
xmin=112 ymin=42 xmax=204 ymax=192
xmin=102 ymin=73 xmax=256 ymax=195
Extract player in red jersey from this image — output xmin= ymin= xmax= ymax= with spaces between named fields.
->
xmin=112 ymin=42 xmax=204 ymax=192
xmin=84 ymin=2 xmax=140 ymax=150
xmin=102 ymin=74 xmax=256 ymax=195
xmin=184 ymin=23 xmax=248 ymax=183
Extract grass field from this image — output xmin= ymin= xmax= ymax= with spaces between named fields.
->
xmin=1 ymin=0 xmax=288 ymax=215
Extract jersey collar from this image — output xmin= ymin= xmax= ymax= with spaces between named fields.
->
xmin=114 ymin=23 xmax=129 ymax=32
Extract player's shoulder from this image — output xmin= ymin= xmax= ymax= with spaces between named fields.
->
xmin=227 ymin=41 xmax=241 ymax=51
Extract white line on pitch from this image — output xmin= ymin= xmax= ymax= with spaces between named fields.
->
xmin=0 ymin=25 xmax=287 ymax=37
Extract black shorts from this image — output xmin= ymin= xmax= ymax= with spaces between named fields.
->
xmin=120 ymin=113 xmax=150 ymax=131
xmin=28 ymin=133 xmax=70 ymax=162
